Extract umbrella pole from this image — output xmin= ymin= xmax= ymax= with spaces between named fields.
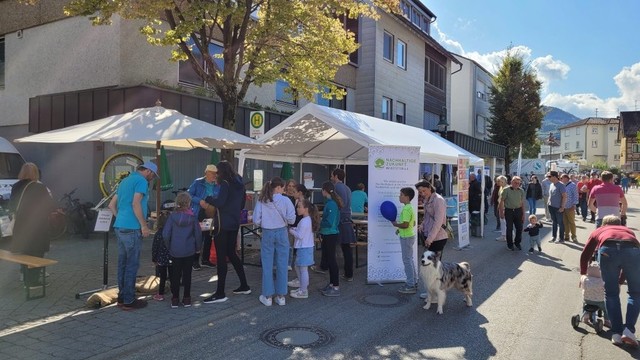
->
xmin=156 ymin=141 xmax=161 ymax=226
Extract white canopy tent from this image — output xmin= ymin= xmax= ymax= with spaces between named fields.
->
xmin=239 ymin=103 xmax=483 ymax=166
xmin=239 ymin=103 xmax=486 ymax=240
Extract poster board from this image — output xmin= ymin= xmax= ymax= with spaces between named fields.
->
xmin=455 ymin=156 xmax=471 ymax=249
xmin=367 ymin=145 xmax=420 ymax=283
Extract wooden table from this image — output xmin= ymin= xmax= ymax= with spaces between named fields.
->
xmin=352 ymin=219 xmax=368 ymax=268
xmin=239 ymin=223 xmax=261 ymax=266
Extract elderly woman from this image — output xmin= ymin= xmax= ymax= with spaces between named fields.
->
xmin=10 ymin=163 xmax=54 ymax=286
xmin=580 ymin=215 xmax=640 ymax=347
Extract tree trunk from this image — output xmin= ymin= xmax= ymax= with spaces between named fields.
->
xmin=220 ymin=97 xmax=238 ymax=162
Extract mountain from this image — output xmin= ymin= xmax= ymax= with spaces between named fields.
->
xmin=538 ymin=106 xmax=580 ymax=138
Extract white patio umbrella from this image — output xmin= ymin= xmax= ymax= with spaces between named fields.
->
xmin=15 ymin=102 xmax=267 ymax=213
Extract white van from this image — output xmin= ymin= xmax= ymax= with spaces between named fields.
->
xmin=0 ymin=137 xmax=26 ymax=200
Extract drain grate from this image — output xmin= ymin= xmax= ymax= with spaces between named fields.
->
xmin=260 ymin=326 xmax=334 ymax=350
xmin=357 ymin=292 xmax=410 ymax=308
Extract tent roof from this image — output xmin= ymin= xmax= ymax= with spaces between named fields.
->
xmin=240 ymin=103 xmax=483 ymax=166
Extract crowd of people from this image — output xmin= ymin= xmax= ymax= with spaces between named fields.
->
xmin=8 ymin=160 xmax=638 ymax=347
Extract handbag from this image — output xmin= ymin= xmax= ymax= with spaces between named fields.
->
xmin=443 ymin=220 xmax=454 ymax=241
xmin=1 ymin=181 xmax=34 ymax=237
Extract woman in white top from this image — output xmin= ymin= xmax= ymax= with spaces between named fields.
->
xmin=253 ymin=177 xmax=296 ymax=306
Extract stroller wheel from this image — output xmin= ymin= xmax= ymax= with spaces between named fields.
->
xmin=571 ymin=314 xmax=581 ymax=329
xmin=595 ymin=319 xmax=604 ymax=334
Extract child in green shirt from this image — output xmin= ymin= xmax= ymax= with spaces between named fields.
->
xmin=391 ymin=187 xmax=417 ymax=294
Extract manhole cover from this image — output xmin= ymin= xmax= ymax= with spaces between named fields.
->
xmin=357 ymin=292 xmax=409 ymax=308
xmin=260 ymin=326 xmax=334 ymax=350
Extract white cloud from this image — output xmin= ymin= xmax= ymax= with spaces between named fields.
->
xmin=434 ymin=24 xmax=640 ymax=119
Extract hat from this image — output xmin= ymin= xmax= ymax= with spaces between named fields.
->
xmin=205 ymin=164 xmax=218 ymax=173
xmin=549 ymin=171 xmax=559 ymax=178
xmin=141 ymin=161 xmax=158 ymax=178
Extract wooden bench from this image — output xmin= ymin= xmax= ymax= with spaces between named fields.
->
xmin=0 ymin=249 xmax=58 ymax=300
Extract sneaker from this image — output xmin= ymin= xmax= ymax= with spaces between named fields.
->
xmin=203 ymin=293 xmax=228 ymax=304
xmin=153 ymin=294 xmax=164 ymax=301
xmin=201 ymin=262 xmax=216 ymax=268
xmin=287 ymin=279 xmax=301 ymax=288
xmin=182 ymin=297 xmax=191 ymax=307
xmin=341 ymin=275 xmax=354 ymax=282
xmin=232 ymin=286 xmax=252 ymax=295
xmin=274 ymin=296 xmax=286 ymax=306
xmin=259 ymin=295 xmax=272 ymax=306
xmin=556 ymin=239 xmax=565 ymax=243
xmin=538 ymin=246 xmax=542 ymax=252
xmin=515 ymin=244 xmax=522 ymax=250
xmin=528 ymin=248 xmax=534 ymax=253
xmin=398 ymin=285 xmax=417 ymax=294
xmin=322 ymin=287 xmax=341 ymax=297
xmin=419 ymin=292 xmax=427 ymax=299
xmin=571 ymin=236 xmax=578 ymax=243
xmin=171 ymin=298 xmax=179 ymax=309
xmin=612 ymin=333 xmax=624 ymax=346
xmin=495 ymin=236 xmax=506 ymax=241
xmin=310 ymin=266 xmax=326 ymax=274
xmin=549 ymin=238 xmax=556 ymax=243
xmin=507 ymin=245 xmax=514 ymax=251
xmin=122 ymin=299 xmax=148 ymax=310
xmin=290 ymin=289 xmax=309 ymax=299
xmin=192 ymin=263 xmax=202 ymax=271
xmin=320 ymin=284 xmax=333 ymax=292
xmin=622 ymin=328 xmax=639 ymax=347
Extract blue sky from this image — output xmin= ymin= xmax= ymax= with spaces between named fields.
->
xmin=423 ymin=0 xmax=640 ymax=119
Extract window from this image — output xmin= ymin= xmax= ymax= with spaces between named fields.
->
xmin=425 ymin=57 xmax=445 ymax=91
xmin=576 ymin=141 xmax=580 ymax=149
xmin=633 ymin=162 xmax=640 ymax=171
xmin=592 ymin=140 xmax=598 ymax=148
xmin=0 ymin=37 xmax=4 ymax=89
xmin=395 ymin=101 xmax=406 ymax=123
xmin=178 ymin=38 xmax=224 ymax=87
xmin=411 ymin=8 xmax=421 ymax=27
xmin=340 ymin=15 xmax=360 ymax=65
xmin=316 ymin=86 xmax=346 ymax=110
xmin=396 ymin=40 xmax=407 ymax=69
xmin=609 ymin=126 xmax=617 ymax=132
xmin=276 ymin=80 xmax=297 ymax=105
xmin=633 ymin=144 xmax=640 ymax=153
xmin=476 ymin=115 xmax=486 ymax=134
xmin=401 ymin=1 xmax=410 ymax=18
xmin=614 ymin=154 xmax=620 ymax=160
xmin=564 ymin=143 xmax=569 ymax=150
xmin=420 ymin=16 xmax=430 ymax=34
xmin=476 ymin=81 xmax=487 ymax=101
xmin=592 ymin=127 xmax=598 ymax=134
xmin=383 ymin=31 xmax=394 ymax=62
xmin=564 ymin=129 xmax=569 ymax=136
xmin=381 ymin=97 xmax=392 ymax=120
xmin=576 ymin=127 xmax=580 ymax=135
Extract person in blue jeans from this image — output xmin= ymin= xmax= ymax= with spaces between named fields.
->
xmin=580 ymin=215 xmax=640 ymax=347
xmin=546 ymin=171 xmax=566 ymax=243
xmin=253 ymin=177 xmax=296 ymax=306
xmin=108 ymin=161 xmax=158 ymax=310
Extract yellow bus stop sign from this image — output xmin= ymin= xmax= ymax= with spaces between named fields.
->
xmin=250 ymin=111 xmax=265 ymax=138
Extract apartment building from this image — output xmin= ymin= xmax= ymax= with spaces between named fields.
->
xmin=619 ymin=111 xmax=640 ymax=172
xmin=558 ymin=117 xmax=621 ymax=167
xmin=0 ymin=0 xmax=503 ymax=199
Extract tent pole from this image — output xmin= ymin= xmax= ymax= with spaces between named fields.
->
xmin=156 ymin=141 xmax=161 ymax=225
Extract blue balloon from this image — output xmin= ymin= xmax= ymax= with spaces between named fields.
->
xmin=380 ymin=201 xmax=398 ymax=222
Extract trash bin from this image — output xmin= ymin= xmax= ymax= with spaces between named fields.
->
xmin=470 ymin=211 xmax=481 ymax=237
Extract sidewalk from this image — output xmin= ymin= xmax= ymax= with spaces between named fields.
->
xmin=1 ymin=189 xmax=638 ymax=359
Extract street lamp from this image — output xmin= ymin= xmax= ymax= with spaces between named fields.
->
xmin=437 ymin=106 xmax=449 ymax=137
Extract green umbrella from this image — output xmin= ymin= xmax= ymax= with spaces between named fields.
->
xmin=281 ymin=162 xmax=293 ymax=181
xmin=159 ymin=145 xmax=173 ymax=191
xmin=210 ymin=149 xmax=220 ymax=165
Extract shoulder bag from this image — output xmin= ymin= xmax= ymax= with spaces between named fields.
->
xmin=1 ymin=181 xmax=35 ymax=237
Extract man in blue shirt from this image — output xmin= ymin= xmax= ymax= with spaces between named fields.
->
xmin=547 ymin=171 xmax=567 ymax=243
xmin=108 ymin=161 xmax=158 ymax=310
xmin=561 ymin=173 xmax=578 ymax=242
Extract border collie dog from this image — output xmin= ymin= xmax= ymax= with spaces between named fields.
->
xmin=420 ymin=250 xmax=473 ymax=314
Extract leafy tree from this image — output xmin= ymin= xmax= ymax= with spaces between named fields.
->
xmin=487 ymin=50 xmax=544 ymax=173
xmin=48 ymin=0 xmax=399 ymax=160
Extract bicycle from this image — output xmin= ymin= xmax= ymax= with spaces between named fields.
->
xmin=49 ymin=188 xmax=95 ymax=239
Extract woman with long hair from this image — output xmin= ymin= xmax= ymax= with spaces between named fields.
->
xmin=319 ymin=181 xmax=343 ymax=297
xmin=254 ymin=177 xmax=296 ymax=306
xmin=202 ymin=161 xmax=251 ymax=304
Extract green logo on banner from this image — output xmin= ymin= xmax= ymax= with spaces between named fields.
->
xmin=374 ymin=158 xmax=385 ymax=168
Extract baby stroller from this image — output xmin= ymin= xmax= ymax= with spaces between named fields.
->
xmin=571 ymin=260 xmax=608 ymax=334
